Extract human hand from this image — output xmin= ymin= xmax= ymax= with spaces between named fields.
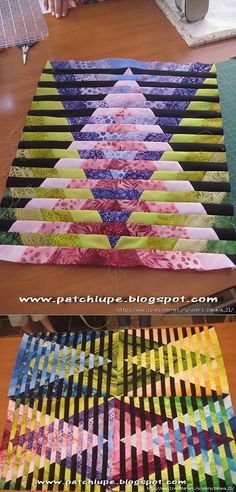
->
xmin=44 ymin=0 xmax=70 ymax=18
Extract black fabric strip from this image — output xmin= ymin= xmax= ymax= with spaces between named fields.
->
xmin=160 ymin=372 xmax=166 ymax=395
xmin=64 ymin=396 xmax=70 ymax=423
xmin=106 ymin=332 xmax=113 ymax=396
xmin=119 ymin=398 xmax=126 ymax=485
xmin=18 ymin=140 xmax=226 ymax=152
xmin=156 ymin=330 xmax=165 ymax=361
xmin=37 ymin=466 xmax=44 ymax=490
xmin=149 ymin=398 xmax=162 ymax=483
xmin=182 ymin=327 xmax=187 ymax=338
xmin=180 ymin=161 xmax=227 ymax=171
xmin=123 ymin=330 xmax=129 ymax=395
xmin=78 ymin=333 xmax=87 ymax=396
xmin=141 ymin=330 xmax=147 ymax=397
xmin=190 ymin=381 xmax=197 ymax=397
xmin=166 ymin=328 xmax=171 ymax=344
xmin=143 ymin=67 xmax=214 ymax=77
xmin=101 ymin=441 xmax=108 ymax=488
xmin=70 ymin=402 xmax=78 ymax=488
xmin=26 ymin=472 xmax=33 ymax=491
xmin=0 ymin=198 xmax=32 ymax=208
xmin=0 ymin=220 xmax=15 ymax=231
xmin=48 ymin=463 xmax=56 ymax=491
xmin=58 ymin=458 xmax=66 ymax=491
xmin=29 ymin=109 xmax=94 ymax=117
xmin=173 ymin=328 xmax=179 ymax=341
xmin=28 ymin=109 xmax=222 ymax=118
xmin=23 ymin=124 xmax=224 ymax=135
xmin=170 ymin=376 xmax=176 ymax=396
xmin=43 ymin=68 xmax=126 ymax=74
xmin=18 ymin=141 xmax=70 ymax=149
xmin=203 ymin=203 xmax=234 ymax=216
xmin=15 ymin=476 xmax=23 ymax=490
xmin=38 ymin=81 xmax=116 ymax=88
xmin=97 ymin=332 xmax=104 ymax=395
xmin=190 ymin=182 xmax=230 ymax=192
xmin=70 ymin=452 xmax=77 ymax=490
xmin=227 ymin=254 xmax=236 ymax=264
xmin=152 ymin=109 xmax=221 ymax=118
xmin=161 ymin=126 xmax=223 ymax=136
xmin=139 ymin=398 xmax=150 ymax=486
xmin=12 ymin=158 xmax=59 ymax=167
xmin=150 ymin=372 xmax=157 ymax=398
xmin=171 ymin=142 xmax=225 ymax=152
xmin=67 ymin=373 xmax=73 ymax=397
xmin=129 ymin=399 xmax=138 ymax=490
xmin=34 ymin=94 xmax=106 ymax=101
xmin=91 ymin=398 xmax=98 ymax=485
xmin=38 ymin=80 xmax=217 ymax=89
xmin=33 ymin=94 xmax=220 ymax=103
xmin=81 ymin=406 xmax=88 ymax=490
xmin=146 ymin=94 xmax=219 ymax=102
xmin=72 ymin=331 xmax=78 ymax=349
xmin=138 ymin=80 xmax=217 ymax=89
xmin=43 ymin=67 xmax=217 ymax=78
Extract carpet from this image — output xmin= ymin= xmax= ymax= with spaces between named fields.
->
xmin=154 ymin=0 xmax=236 ymax=47
xmin=1 ymin=58 xmax=236 ymax=270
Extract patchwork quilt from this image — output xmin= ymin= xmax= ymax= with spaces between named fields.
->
xmin=8 ymin=327 xmax=229 ymax=398
xmin=0 ymin=327 xmax=235 ymax=490
xmin=0 ymin=396 xmax=235 ymax=491
xmin=0 ymin=58 xmax=236 ymax=269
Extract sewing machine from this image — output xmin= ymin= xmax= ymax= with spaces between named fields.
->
xmin=176 ymin=0 xmax=209 ymax=21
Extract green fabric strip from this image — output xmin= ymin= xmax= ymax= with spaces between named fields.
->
xmin=216 ymin=59 xmax=236 ymax=225
xmin=9 ymin=167 xmax=229 ymax=182
xmin=0 ymin=232 xmax=235 ymax=253
xmin=4 ymin=188 xmax=232 ymax=203
xmin=0 ymin=208 xmax=233 ymax=228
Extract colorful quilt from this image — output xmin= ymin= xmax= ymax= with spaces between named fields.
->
xmin=0 ymin=58 xmax=236 ymax=269
xmin=8 ymin=327 xmax=229 ymax=398
xmin=0 ymin=396 xmax=235 ymax=491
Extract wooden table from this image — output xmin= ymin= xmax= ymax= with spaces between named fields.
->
xmin=0 ymin=0 xmax=236 ymax=314
xmin=1 ymin=323 xmax=236 ymax=440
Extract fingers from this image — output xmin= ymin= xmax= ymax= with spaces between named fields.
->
xmin=44 ymin=0 xmax=49 ymax=10
xmin=48 ymin=0 xmax=55 ymax=16
xmin=54 ymin=0 xmax=63 ymax=17
xmin=61 ymin=0 xmax=69 ymax=17
xmin=49 ymin=0 xmax=69 ymax=18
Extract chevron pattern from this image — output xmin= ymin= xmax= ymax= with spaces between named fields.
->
xmin=0 ymin=59 xmax=236 ymax=269
xmin=8 ymin=327 xmax=229 ymax=398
